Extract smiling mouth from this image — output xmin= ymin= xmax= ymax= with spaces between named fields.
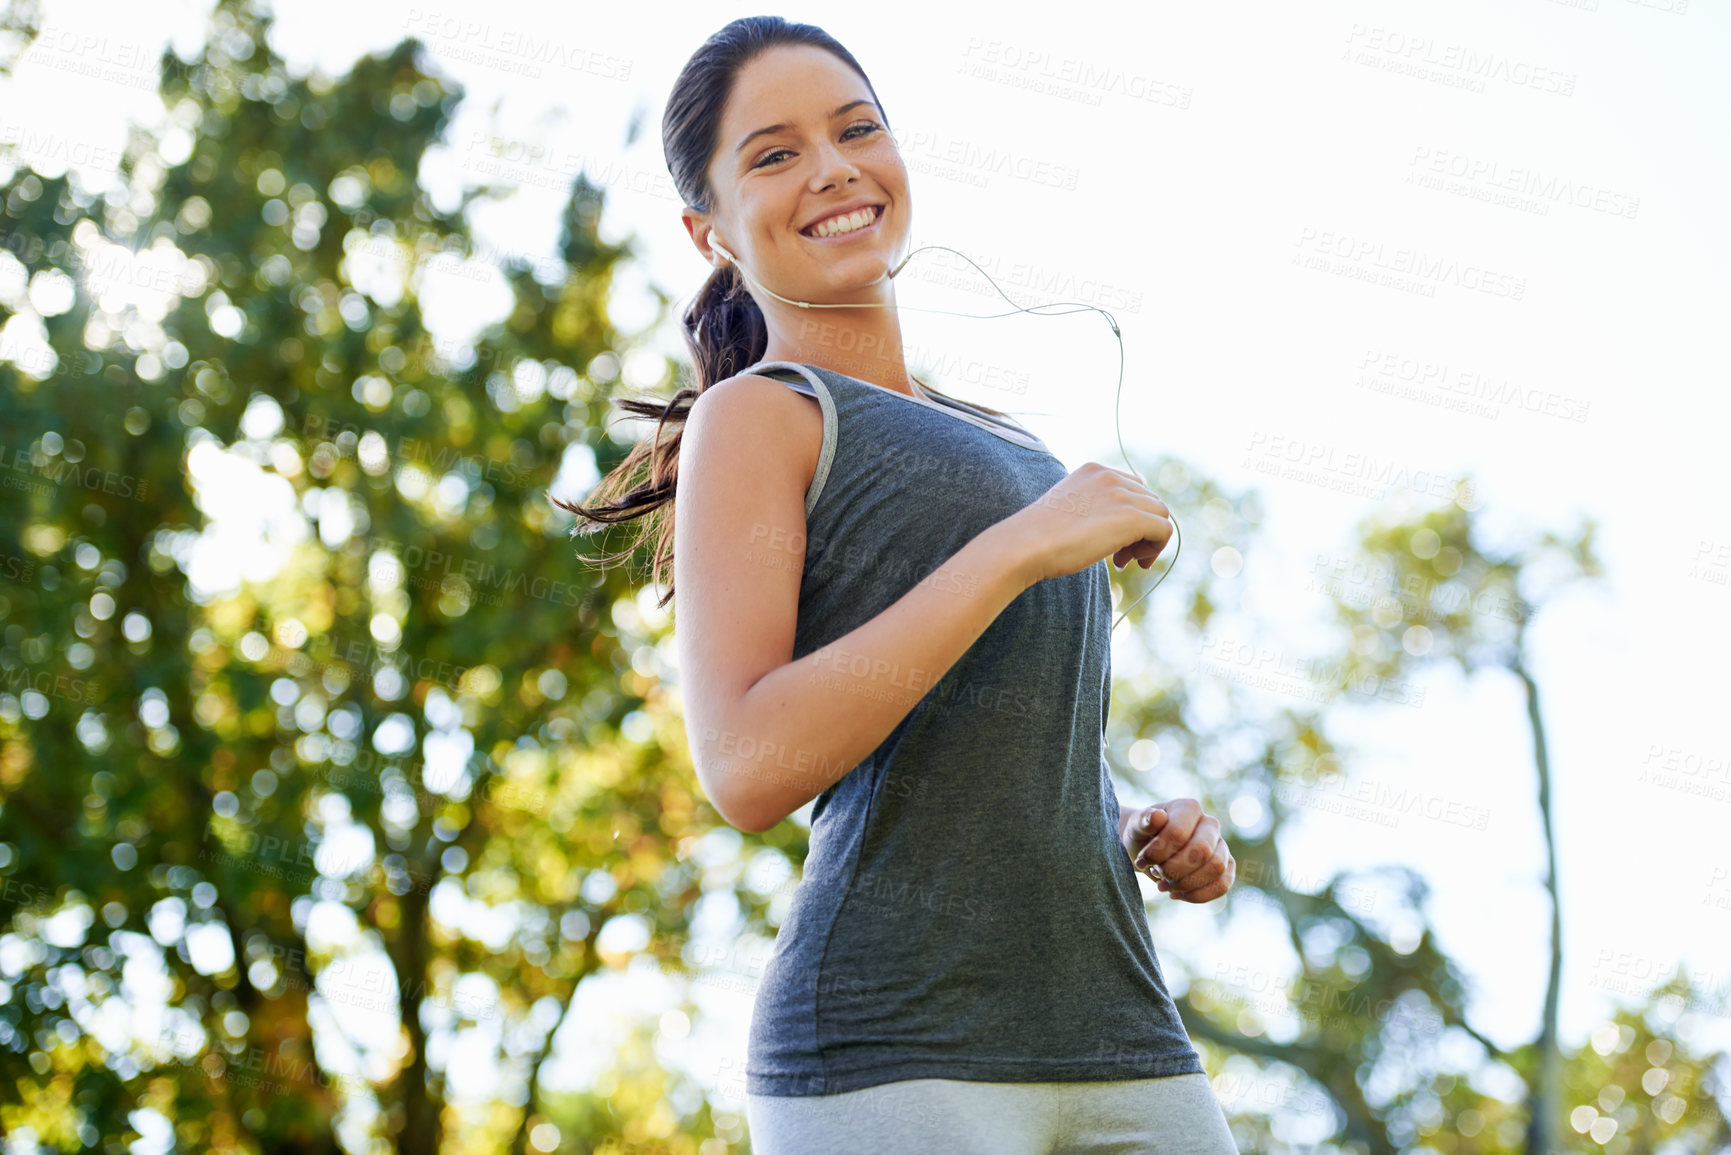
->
xmin=800 ymin=204 xmax=885 ymax=238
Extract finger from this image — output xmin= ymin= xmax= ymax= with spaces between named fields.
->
xmin=1168 ymin=875 xmax=1230 ymax=903
xmin=1102 ymin=469 xmax=1169 ymax=517
xmin=1137 ymin=538 xmax=1167 ymax=564
xmin=1115 ymin=530 xmax=1167 ymax=570
xmin=1159 ymin=820 xmax=1220 ymax=887
xmin=1129 ymin=806 xmax=1169 ymax=863
xmin=1155 ymin=799 xmax=1202 ymax=850
xmin=1129 ymin=513 xmax=1173 ymax=556
xmin=1134 ymin=806 xmax=1187 ymax=868
xmin=1162 ymin=848 xmax=1222 ymax=897
xmin=1124 ymin=538 xmax=1163 ymax=565
xmin=1130 ymin=487 xmax=1173 ymax=523
xmin=1165 ymin=858 xmax=1223 ymax=895
xmin=1165 ymin=833 xmax=1227 ymax=893
xmin=1128 ymin=810 xmax=1170 ymax=855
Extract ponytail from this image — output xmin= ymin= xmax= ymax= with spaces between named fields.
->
xmin=549 ymin=259 xmax=768 ymax=608
xmin=551 ymin=16 xmax=880 ymax=607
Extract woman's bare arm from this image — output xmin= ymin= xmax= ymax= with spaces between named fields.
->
xmin=674 ymin=374 xmax=1035 ymax=834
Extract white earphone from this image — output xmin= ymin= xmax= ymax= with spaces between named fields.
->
xmin=709 ymin=233 xmax=913 ymax=308
xmin=699 ymin=228 xmax=1180 ymax=632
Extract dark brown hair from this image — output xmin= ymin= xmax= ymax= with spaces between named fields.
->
xmin=553 ymin=16 xmax=1014 ymax=606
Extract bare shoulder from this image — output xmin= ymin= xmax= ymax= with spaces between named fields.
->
xmin=688 ymin=372 xmax=823 ymax=495
xmin=674 ymin=372 xmax=825 ymax=832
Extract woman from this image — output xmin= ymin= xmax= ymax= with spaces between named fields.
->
xmin=557 ymin=16 xmax=1240 ymax=1153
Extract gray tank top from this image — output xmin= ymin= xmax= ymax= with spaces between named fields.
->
xmin=738 ymin=360 xmax=1203 ymax=1097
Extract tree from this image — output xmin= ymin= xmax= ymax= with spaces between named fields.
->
xmin=0 ymin=1 xmax=765 ymax=1149
xmin=1104 ymin=463 xmax=1727 ymax=1153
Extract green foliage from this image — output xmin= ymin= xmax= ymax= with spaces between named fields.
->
xmin=1 ymin=2 xmax=1723 ymax=1153
xmin=0 ymin=1 xmax=759 ymax=1150
xmin=1103 ymin=469 xmax=1726 ymax=1153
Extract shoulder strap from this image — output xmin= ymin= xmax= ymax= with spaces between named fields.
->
xmin=744 ymin=360 xmax=1045 ymax=452
xmin=738 ymin=360 xmax=825 ymax=397
xmin=734 ymin=361 xmax=838 ymax=519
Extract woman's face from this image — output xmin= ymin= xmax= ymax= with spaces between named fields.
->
xmin=693 ymin=44 xmax=910 ymax=303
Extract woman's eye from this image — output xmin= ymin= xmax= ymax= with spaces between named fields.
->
xmin=752 ymin=123 xmax=883 ymax=169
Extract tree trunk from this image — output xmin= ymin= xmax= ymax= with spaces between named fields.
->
xmin=1516 ymin=660 xmax=1564 ymax=1155
xmin=388 ymin=880 xmax=441 ymax=1153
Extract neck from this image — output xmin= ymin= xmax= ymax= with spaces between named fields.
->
xmin=760 ymin=308 xmax=917 ymax=398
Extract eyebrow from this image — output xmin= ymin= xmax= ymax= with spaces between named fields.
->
xmin=735 ymin=100 xmax=879 ymax=158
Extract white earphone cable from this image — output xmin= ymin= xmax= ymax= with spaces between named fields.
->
xmin=710 ymin=237 xmax=1179 ymax=633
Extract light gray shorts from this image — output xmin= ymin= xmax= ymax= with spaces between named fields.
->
xmin=745 ymin=1071 xmax=1239 ymax=1154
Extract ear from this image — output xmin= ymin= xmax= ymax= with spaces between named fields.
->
xmin=680 ymin=207 xmax=727 ymax=269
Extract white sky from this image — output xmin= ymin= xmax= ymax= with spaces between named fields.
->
xmin=2 ymin=0 xmax=1728 ymax=1138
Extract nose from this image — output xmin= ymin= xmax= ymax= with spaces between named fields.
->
xmin=809 ymin=137 xmax=861 ymax=192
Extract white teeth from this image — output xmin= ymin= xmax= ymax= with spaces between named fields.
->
xmin=806 ymin=207 xmax=878 ymax=237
